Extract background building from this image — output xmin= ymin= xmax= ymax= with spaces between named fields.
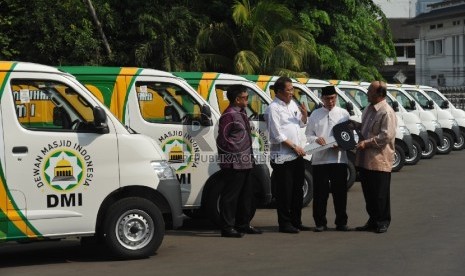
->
xmin=409 ymin=0 xmax=465 ymax=108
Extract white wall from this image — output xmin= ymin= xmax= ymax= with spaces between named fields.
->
xmin=373 ymin=0 xmax=417 ymax=18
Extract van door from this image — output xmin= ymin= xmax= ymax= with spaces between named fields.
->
xmin=1 ymin=73 xmax=119 ymax=238
xmin=125 ymin=76 xmax=217 ymax=207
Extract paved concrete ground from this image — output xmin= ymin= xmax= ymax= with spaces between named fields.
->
xmin=2 ymin=150 xmax=465 ymax=275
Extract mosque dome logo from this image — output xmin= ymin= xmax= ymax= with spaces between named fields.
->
xmin=43 ymin=150 xmax=84 ymax=192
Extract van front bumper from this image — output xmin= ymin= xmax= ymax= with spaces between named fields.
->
xmin=418 ymin=130 xmax=429 ymax=150
xmin=452 ymin=125 xmax=461 ymax=142
xmin=434 ymin=126 xmax=444 ymax=146
xmin=158 ymin=179 xmax=184 ymax=229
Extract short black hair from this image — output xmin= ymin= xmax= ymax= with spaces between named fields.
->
xmin=226 ymin=84 xmax=247 ymax=102
xmin=274 ymin=76 xmax=292 ymax=94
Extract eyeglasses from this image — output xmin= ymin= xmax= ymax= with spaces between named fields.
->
xmin=322 ymin=96 xmax=337 ymax=101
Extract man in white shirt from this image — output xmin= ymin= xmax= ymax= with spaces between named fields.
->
xmin=306 ymin=85 xmax=350 ymax=232
xmin=265 ymin=76 xmax=309 ymax=234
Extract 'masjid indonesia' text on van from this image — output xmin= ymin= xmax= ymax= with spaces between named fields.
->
xmin=0 ymin=61 xmax=183 ymax=259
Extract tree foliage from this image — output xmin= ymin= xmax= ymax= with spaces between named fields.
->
xmin=0 ymin=0 xmax=394 ymax=80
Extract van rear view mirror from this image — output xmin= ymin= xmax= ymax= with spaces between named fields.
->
xmin=93 ymin=106 xmax=109 ymax=134
xmin=441 ymin=100 xmax=449 ymax=109
xmin=409 ymin=100 xmax=416 ymax=110
xmin=200 ymin=104 xmax=213 ymax=126
xmin=345 ymin=101 xmax=355 ymax=116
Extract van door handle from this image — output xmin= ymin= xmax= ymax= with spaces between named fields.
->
xmin=12 ymin=146 xmax=28 ymax=154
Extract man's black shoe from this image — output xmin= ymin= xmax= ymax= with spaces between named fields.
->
xmin=376 ymin=225 xmax=388 ymax=234
xmin=221 ymin=228 xmax=244 ymax=238
xmin=336 ymin=225 xmax=350 ymax=231
xmin=294 ymin=225 xmax=312 ymax=231
xmin=279 ymin=225 xmax=299 ymax=234
xmin=355 ymin=224 xmax=376 ymax=232
xmin=237 ymin=226 xmax=263 ymax=234
xmin=314 ymin=225 xmax=328 ymax=232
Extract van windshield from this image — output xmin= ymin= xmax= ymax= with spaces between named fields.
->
xmin=136 ymin=81 xmax=203 ymax=125
xmin=11 ymin=79 xmax=95 ymax=131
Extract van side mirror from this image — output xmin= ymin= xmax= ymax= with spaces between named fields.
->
xmin=441 ymin=100 xmax=449 ymax=109
xmin=427 ymin=99 xmax=434 ymax=109
xmin=391 ymin=101 xmax=399 ymax=112
xmin=53 ymin=106 xmax=74 ymax=129
xmin=200 ymin=104 xmax=213 ymax=126
xmin=93 ymin=106 xmax=109 ymax=134
xmin=409 ymin=100 xmax=416 ymax=110
xmin=164 ymin=105 xmax=181 ymax=122
xmin=345 ymin=101 xmax=355 ymax=116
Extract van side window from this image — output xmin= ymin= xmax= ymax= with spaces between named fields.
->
xmin=406 ymin=90 xmax=430 ymax=109
xmin=270 ymin=85 xmax=318 ymax=114
xmin=389 ymin=90 xmax=413 ymax=111
xmin=214 ymin=85 xmax=269 ymax=121
xmin=136 ymin=82 xmax=202 ymax=125
xmin=11 ymin=79 xmax=95 ymax=132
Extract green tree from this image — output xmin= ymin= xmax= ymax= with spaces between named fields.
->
xmin=298 ymin=0 xmax=395 ymax=80
xmin=197 ymin=0 xmax=318 ymax=77
xmin=2 ymin=0 xmax=106 ymax=65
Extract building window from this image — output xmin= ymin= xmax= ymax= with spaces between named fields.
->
xmin=437 ymin=23 xmax=443 ymax=28
xmin=395 ymin=46 xmax=404 ymax=57
xmin=407 ymin=46 xmax=415 ymax=58
xmin=430 ymin=25 xmax=436 ymax=29
xmin=428 ymin=39 xmax=443 ymax=56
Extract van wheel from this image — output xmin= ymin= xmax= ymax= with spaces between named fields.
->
xmin=421 ymin=136 xmax=437 ymax=159
xmin=346 ymin=159 xmax=356 ymax=190
xmin=405 ymin=140 xmax=422 ymax=165
xmin=205 ymin=179 xmax=257 ymax=227
xmin=103 ymin=197 xmax=164 ymax=259
xmin=302 ymin=169 xmax=313 ymax=207
xmin=453 ymin=130 xmax=465 ymax=150
xmin=205 ymin=180 xmax=224 ymax=227
xmin=437 ymin=132 xmax=453 ymax=155
xmin=392 ymin=144 xmax=405 ymax=172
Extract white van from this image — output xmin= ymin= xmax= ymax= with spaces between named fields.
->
xmin=342 ymin=81 xmax=429 ymax=165
xmin=400 ymin=84 xmax=460 ymax=155
xmin=298 ymin=78 xmax=412 ymax=172
xmin=418 ymin=85 xmax=465 ymax=150
xmin=1 ymin=62 xmax=183 ymax=259
xmin=241 ymin=75 xmax=357 ymax=189
xmin=59 ymin=67 xmax=272 ymax=225
xmin=172 ymin=72 xmax=315 ymax=206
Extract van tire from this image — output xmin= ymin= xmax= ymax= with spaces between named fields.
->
xmin=405 ymin=140 xmax=422 ymax=165
xmin=453 ymin=130 xmax=465 ymax=150
xmin=421 ymin=136 xmax=437 ymax=159
xmin=437 ymin=132 xmax=453 ymax=155
xmin=392 ymin=144 xmax=405 ymax=172
xmin=302 ymin=169 xmax=314 ymax=207
xmin=103 ymin=197 xmax=165 ymax=259
xmin=346 ymin=159 xmax=357 ymax=190
xmin=204 ymin=178 xmax=257 ymax=227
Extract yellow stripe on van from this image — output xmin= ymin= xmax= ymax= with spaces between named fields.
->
xmin=296 ymin=77 xmax=310 ymax=85
xmin=197 ymin=72 xmax=220 ymax=101
xmin=255 ymin=75 xmax=273 ymax=91
xmin=114 ymin=68 xmax=140 ymax=123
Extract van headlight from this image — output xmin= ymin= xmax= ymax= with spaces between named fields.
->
xmin=416 ymin=123 xmax=426 ymax=132
xmin=151 ymin=161 xmax=176 ymax=180
xmin=400 ymin=126 xmax=410 ymax=135
xmin=450 ymin=119 xmax=458 ymax=127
